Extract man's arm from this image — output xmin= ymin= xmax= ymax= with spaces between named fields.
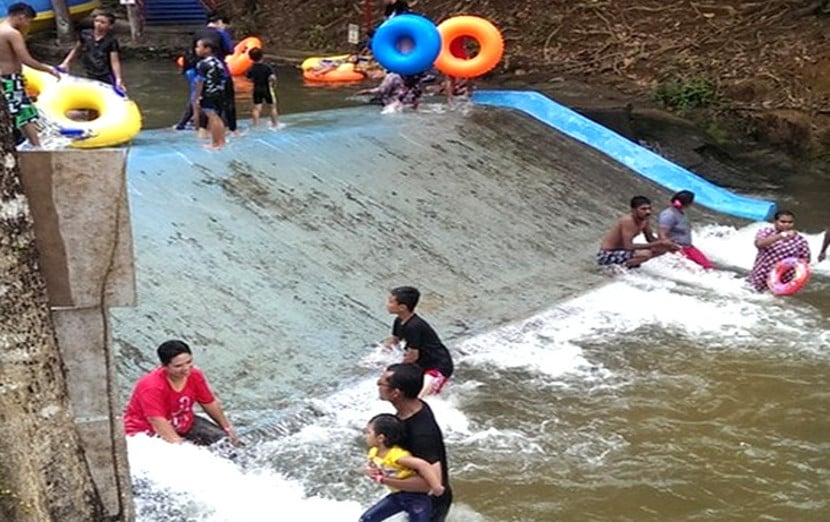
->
xmin=10 ymin=31 xmax=59 ymax=77
xmin=110 ymin=50 xmax=125 ymax=91
xmin=819 ymin=228 xmax=830 ymax=262
xmin=147 ymin=417 xmax=184 ymax=444
xmin=402 ymin=347 xmax=419 ymax=364
xmin=397 ymin=455 xmax=445 ymax=495
xmin=621 ymin=219 xmax=672 ymax=251
xmin=200 ymin=400 xmax=241 ymax=446
xmin=58 ymin=41 xmax=81 ymax=71
xmin=372 ymin=462 xmax=439 ymax=494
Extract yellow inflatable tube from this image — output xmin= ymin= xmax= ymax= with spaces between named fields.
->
xmin=300 ymin=54 xmax=351 ymax=71
xmin=23 ymin=66 xmax=142 ymax=148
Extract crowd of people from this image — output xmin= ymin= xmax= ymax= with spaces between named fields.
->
xmin=597 ymin=191 xmax=826 ymax=294
xmin=124 ymin=286 xmax=454 ymax=521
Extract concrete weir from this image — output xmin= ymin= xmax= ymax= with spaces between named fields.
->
xmin=15 ymin=94 xmax=767 ymax=519
xmin=19 ymin=150 xmax=135 ymax=522
xmin=114 ymin=101 xmax=748 ymax=408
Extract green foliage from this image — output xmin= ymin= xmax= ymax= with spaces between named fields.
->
xmin=654 ymin=78 xmax=718 ymax=114
xmin=233 ymin=8 xmax=261 ymax=39
xmin=306 ymin=24 xmax=336 ymax=50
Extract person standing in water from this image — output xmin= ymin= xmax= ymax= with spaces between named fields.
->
xmin=384 ymin=286 xmax=454 ymax=397
xmin=58 ymin=9 xmax=125 ymax=91
xmin=375 ymin=363 xmax=452 ymax=522
xmin=658 ymin=190 xmax=714 ymax=269
xmin=748 ymin=210 xmax=811 ymax=292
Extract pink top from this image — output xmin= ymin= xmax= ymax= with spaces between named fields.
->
xmin=748 ymin=227 xmax=810 ymax=291
xmin=123 ymin=367 xmax=215 ymax=436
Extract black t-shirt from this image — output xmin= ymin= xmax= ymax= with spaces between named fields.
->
xmin=79 ymin=29 xmax=119 ymax=79
xmin=401 ymin=401 xmax=452 ymax=517
xmin=246 ymin=62 xmax=275 ymax=92
xmin=392 ymin=314 xmax=453 ymax=378
xmin=384 ymin=0 xmax=410 ymax=18
xmin=196 ymin=56 xmax=227 ymax=98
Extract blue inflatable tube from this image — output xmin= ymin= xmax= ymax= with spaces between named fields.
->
xmin=473 ymin=90 xmax=776 ymax=222
xmin=372 ymin=14 xmax=442 ymax=76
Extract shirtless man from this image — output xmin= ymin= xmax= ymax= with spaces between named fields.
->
xmin=0 ymin=2 xmax=60 ymax=147
xmin=597 ymin=195 xmax=679 ymax=267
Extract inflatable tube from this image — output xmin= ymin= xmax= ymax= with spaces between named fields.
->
xmin=35 ymin=76 xmax=142 ymax=148
xmin=767 ymin=257 xmax=810 ymax=296
xmin=372 ymin=14 xmax=441 ymax=76
xmin=300 ymin=54 xmax=351 ymax=72
xmin=435 ymin=16 xmax=504 ymax=78
xmin=21 ymin=66 xmax=58 ymax=99
xmin=226 ymin=36 xmax=263 ymax=76
xmin=303 ymin=63 xmax=365 ymax=83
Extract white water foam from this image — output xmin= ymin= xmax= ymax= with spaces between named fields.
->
xmin=129 ymin=223 xmax=830 ymax=521
xmin=129 ymin=435 xmax=364 ymax=521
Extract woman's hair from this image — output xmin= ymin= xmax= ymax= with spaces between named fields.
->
xmin=368 ymin=413 xmax=404 ymax=446
xmin=671 ymin=190 xmax=695 ymax=208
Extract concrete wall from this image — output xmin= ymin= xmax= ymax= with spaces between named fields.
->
xmin=19 ymin=150 xmax=135 ymax=522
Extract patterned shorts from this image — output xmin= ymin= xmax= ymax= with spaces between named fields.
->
xmin=2 ymin=73 xmax=39 ymax=129
xmin=596 ymin=249 xmax=634 ymax=266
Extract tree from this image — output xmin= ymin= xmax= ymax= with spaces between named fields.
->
xmin=0 ymin=98 xmax=104 ymax=518
xmin=49 ymin=0 xmax=74 ymax=44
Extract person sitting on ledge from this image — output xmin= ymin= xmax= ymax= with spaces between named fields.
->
xmin=123 ymin=339 xmax=241 ymax=446
xmin=597 ymin=195 xmax=679 ymax=268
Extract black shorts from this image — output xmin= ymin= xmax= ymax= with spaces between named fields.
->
xmin=200 ymin=95 xmax=225 ymax=115
xmin=253 ymin=89 xmax=273 ymax=105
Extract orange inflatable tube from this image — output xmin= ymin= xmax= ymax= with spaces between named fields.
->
xmin=434 ymin=16 xmax=504 ymax=78
xmin=226 ymin=36 xmax=263 ymax=76
xmin=303 ymin=62 xmax=365 ymax=83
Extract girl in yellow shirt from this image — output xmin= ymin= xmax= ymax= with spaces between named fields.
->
xmin=360 ymin=413 xmax=444 ymax=522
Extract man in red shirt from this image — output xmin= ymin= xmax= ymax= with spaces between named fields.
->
xmin=123 ymin=340 xmax=240 ymax=446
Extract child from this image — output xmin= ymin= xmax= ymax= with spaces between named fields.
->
xmin=245 ymin=47 xmax=278 ymax=128
xmin=360 ymin=413 xmax=444 ymax=522
xmin=384 ymin=286 xmax=453 ymax=397
xmin=192 ymin=38 xmax=227 ymax=149
xmin=58 ymin=9 xmax=125 ymax=92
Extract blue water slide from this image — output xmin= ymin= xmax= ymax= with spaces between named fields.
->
xmin=473 ymin=90 xmax=776 ymax=222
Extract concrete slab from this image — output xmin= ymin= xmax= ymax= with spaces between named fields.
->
xmin=114 ymin=105 xmax=722 ymax=407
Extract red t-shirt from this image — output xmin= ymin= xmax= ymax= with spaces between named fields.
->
xmin=123 ymin=367 xmax=215 ymax=436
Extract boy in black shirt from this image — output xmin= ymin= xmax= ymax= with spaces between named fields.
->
xmin=193 ymin=38 xmax=227 ymax=149
xmin=59 ymin=9 xmax=124 ymax=92
xmin=384 ymin=286 xmax=454 ymax=397
xmin=245 ymin=47 xmax=278 ymax=128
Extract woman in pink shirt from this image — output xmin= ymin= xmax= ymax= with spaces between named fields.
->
xmin=123 ymin=340 xmax=241 ymax=446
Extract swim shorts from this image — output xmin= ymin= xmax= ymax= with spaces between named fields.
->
xmin=2 ymin=73 xmax=39 ymax=129
xmin=252 ymin=88 xmax=273 ymax=105
xmin=596 ymin=249 xmax=634 ymax=266
xmin=200 ymin=95 xmax=225 ymax=115
xmin=424 ymin=369 xmax=449 ymax=394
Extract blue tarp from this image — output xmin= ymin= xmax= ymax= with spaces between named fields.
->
xmin=473 ymin=90 xmax=776 ymax=222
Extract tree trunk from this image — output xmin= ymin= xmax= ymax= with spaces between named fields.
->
xmin=0 ymin=97 xmax=105 ymax=519
xmin=49 ymin=0 xmax=74 ymax=45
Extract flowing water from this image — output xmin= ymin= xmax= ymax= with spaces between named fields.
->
xmin=112 ymin=58 xmax=829 ymax=522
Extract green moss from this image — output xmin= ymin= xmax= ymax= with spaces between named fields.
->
xmin=654 ymin=78 xmax=718 ymax=115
